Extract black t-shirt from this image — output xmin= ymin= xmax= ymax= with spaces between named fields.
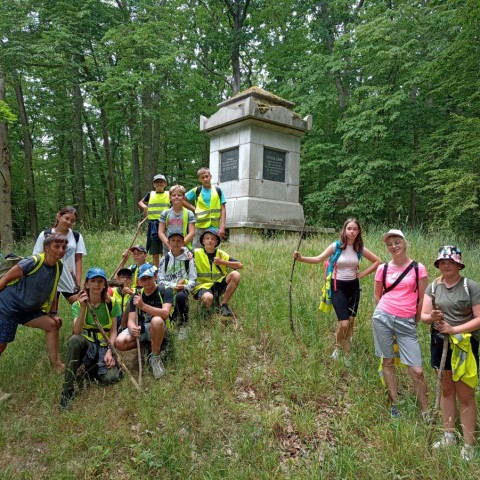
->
xmin=129 ymin=286 xmax=174 ymax=326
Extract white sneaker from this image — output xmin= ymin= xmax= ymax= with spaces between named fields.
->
xmin=148 ymin=354 xmax=165 ymax=379
xmin=331 ymin=349 xmax=340 ymax=360
xmin=432 ymin=432 xmax=456 ymax=449
xmin=460 ymin=444 xmax=475 ymax=462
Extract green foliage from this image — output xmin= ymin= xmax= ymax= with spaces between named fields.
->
xmin=0 ymin=100 xmax=16 ymax=123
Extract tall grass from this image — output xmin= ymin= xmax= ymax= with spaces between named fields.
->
xmin=1 ymin=228 xmax=480 ymax=478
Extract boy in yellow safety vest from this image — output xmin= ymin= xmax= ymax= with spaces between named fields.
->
xmin=138 ymin=174 xmax=170 ymax=267
xmin=193 ymin=229 xmax=242 ymax=317
xmin=183 ymin=168 xmax=226 ymax=248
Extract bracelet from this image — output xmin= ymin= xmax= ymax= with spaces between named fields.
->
xmin=107 ymin=345 xmax=111 ymax=350
xmin=49 ymin=311 xmax=58 ymax=316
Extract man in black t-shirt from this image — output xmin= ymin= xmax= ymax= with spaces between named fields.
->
xmin=115 ymin=264 xmax=173 ymax=378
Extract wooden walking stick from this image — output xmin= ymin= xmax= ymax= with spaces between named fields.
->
xmin=69 ymin=269 xmax=142 ymax=393
xmin=110 ymin=216 xmax=148 ymax=280
xmin=133 ymin=287 xmax=143 ymax=389
xmin=289 ymin=218 xmax=307 ymax=339
xmin=428 ymin=294 xmax=448 ymax=447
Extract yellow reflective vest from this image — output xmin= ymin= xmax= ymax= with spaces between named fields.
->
xmin=147 ymin=191 xmax=170 ymax=220
xmin=193 ymin=248 xmax=229 ymax=294
xmin=195 ymin=188 xmax=221 ymax=229
xmin=81 ymin=301 xmax=116 ymax=347
xmin=451 ymin=333 xmax=478 ymax=388
xmin=112 ymin=287 xmax=131 ymax=312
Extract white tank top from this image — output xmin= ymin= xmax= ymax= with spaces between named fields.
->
xmin=333 ymin=244 xmax=359 ymax=281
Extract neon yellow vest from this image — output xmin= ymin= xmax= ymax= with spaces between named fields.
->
xmin=192 ymin=248 xmax=228 ymax=294
xmin=147 ymin=191 xmax=170 ymax=219
xmin=195 ymin=188 xmax=221 ymax=229
xmin=112 ymin=287 xmax=131 ymax=312
xmin=81 ymin=301 xmax=115 ymax=346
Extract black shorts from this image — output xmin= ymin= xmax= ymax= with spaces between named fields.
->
xmin=430 ymin=329 xmax=479 ymax=371
xmin=194 ymin=279 xmax=228 ymax=301
xmin=331 ymin=279 xmax=360 ymax=321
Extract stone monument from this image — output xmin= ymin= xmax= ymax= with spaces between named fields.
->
xmin=199 ymin=87 xmax=312 ymax=242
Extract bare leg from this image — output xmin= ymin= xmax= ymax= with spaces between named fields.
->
xmin=408 ymin=366 xmax=428 ymax=412
xmin=0 ymin=343 xmax=11 ymax=401
xmin=222 ymin=271 xmax=241 ymax=304
xmin=440 ymin=372 xmax=457 ymax=433
xmin=382 ymin=358 xmax=398 ymax=404
xmin=26 ymin=315 xmax=64 ymax=372
xmin=335 ymin=319 xmax=350 ymax=353
xmin=200 ymin=292 xmax=214 ymax=308
xmin=344 ymin=316 xmax=355 ymax=353
xmin=456 ymin=379 xmax=477 ymax=445
xmin=149 ymin=317 xmax=165 ymax=355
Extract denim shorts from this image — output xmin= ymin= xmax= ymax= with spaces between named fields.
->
xmin=373 ymin=307 xmax=422 ymax=367
xmin=0 ymin=310 xmax=47 ymax=343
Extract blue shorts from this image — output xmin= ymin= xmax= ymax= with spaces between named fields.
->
xmin=0 ymin=310 xmax=47 ymax=343
xmin=372 ymin=307 xmax=423 ymax=367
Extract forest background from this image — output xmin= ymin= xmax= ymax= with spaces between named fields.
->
xmin=0 ymin=0 xmax=479 ymax=249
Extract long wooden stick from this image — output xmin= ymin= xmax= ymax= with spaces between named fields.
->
xmin=69 ymin=269 xmax=142 ymax=392
xmin=289 ymin=218 xmax=307 ymax=338
xmin=428 ymin=296 xmax=448 ymax=447
xmin=134 ymin=288 xmax=143 ymax=389
xmin=110 ymin=216 xmax=148 ymax=280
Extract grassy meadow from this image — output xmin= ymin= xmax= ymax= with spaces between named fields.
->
xmin=1 ymin=226 xmax=480 ymax=479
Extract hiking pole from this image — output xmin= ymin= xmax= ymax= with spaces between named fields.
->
xmin=289 ymin=217 xmax=307 ymax=339
xmin=110 ymin=216 xmax=148 ymax=280
xmin=133 ymin=287 xmax=143 ymax=389
xmin=428 ymin=297 xmax=448 ymax=447
xmin=69 ymin=269 xmax=142 ymax=393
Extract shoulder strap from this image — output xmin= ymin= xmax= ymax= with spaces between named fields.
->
xmin=463 ymin=277 xmax=471 ymax=307
xmin=215 ymin=186 xmax=221 ymax=197
xmin=382 ymin=263 xmax=388 ymax=291
xmin=164 ymin=254 xmax=190 ymax=275
xmin=383 ymin=261 xmax=416 ymax=294
xmin=72 ymin=230 xmax=80 ymax=243
xmin=195 ymin=185 xmax=202 ymax=198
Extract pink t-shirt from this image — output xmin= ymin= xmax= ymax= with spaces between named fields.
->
xmin=375 ymin=262 xmax=428 ymax=318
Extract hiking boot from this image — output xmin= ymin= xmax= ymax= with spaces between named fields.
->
xmin=432 ymin=431 xmax=456 ymax=449
xmin=461 ymin=444 xmax=475 ymax=462
xmin=148 ymin=353 xmax=165 ymax=379
xmin=0 ymin=389 xmax=11 ymax=402
xmin=220 ymin=303 xmax=234 ymax=317
xmin=331 ymin=348 xmax=340 ymax=360
xmin=390 ymin=404 xmax=401 ymax=419
xmin=59 ymin=389 xmax=75 ymax=410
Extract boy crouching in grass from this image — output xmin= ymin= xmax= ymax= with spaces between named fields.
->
xmin=115 ymin=264 xmax=173 ymax=379
xmin=193 ymin=228 xmax=243 ymax=317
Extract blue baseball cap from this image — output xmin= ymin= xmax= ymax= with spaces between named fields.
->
xmin=138 ymin=263 xmax=157 ymax=279
xmin=86 ymin=267 xmax=107 ymax=281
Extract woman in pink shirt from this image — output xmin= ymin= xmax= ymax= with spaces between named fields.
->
xmin=373 ymin=229 xmax=428 ymax=418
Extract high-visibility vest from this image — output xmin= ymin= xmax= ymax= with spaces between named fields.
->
xmin=192 ymin=248 xmax=229 ymax=294
xmin=195 ymin=188 xmax=221 ymax=229
xmin=81 ymin=301 xmax=115 ymax=347
xmin=112 ymin=287 xmax=131 ymax=312
xmin=147 ymin=191 xmax=170 ymax=220
xmin=166 ymin=208 xmax=192 ymax=249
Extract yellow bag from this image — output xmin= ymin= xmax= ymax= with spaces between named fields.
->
xmin=319 ymin=271 xmax=333 ymax=313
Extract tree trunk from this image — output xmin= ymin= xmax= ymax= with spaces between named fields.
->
xmin=100 ymin=106 xmax=118 ymax=226
xmin=141 ymin=89 xmax=155 ymax=195
xmin=73 ymin=83 xmax=87 ymax=222
xmin=0 ymin=70 xmax=13 ymax=249
xmin=13 ymin=78 xmax=38 ymax=238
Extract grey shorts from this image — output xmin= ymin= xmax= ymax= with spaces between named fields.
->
xmin=118 ymin=322 xmax=152 ymax=343
xmin=372 ymin=307 xmax=422 ymax=367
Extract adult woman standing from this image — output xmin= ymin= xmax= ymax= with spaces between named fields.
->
xmin=373 ymin=230 xmax=428 ymax=418
xmin=33 ymin=206 xmax=87 ymax=303
xmin=421 ymin=246 xmax=480 ymax=462
xmin=294 ymin=218 xmax=381 ymax=358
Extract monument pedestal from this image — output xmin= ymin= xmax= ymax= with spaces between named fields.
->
xmin=200 ymin=87 xmax=312 ymax=241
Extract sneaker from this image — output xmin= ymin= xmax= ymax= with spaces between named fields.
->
xmin=390 ymin=404 xmax=401 ymax=418
xmin=460 ymin=444 xmax=475 ymax=462
xmin=220 ymin=304 xmax=234 ymax=317
xmin=331 ymin=349 xmax=340 ymax=360
xmin=0 ymin=389 xmax=11 ymax=402
xmin=149 ymin=353 xmax=165 ymax=379
xmin=178 ymin=327 xmax=188 ymax=341
xmin=59 ymin=389 xmax=75 ymax=410
xmin=432 ymin=431 xmax=456 ymax=449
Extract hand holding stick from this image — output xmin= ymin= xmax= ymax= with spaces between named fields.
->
xmin=69 ymin=269 xmax=142 ymax=393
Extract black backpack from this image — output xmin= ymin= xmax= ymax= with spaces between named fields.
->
xmin=44 ymin=228 xmax=80 ymax=243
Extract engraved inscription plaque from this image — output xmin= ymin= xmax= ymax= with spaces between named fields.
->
xmin=263 ymin=148 xmax=286 ymax=182
xmin=220 ymin=148 xmax=239 ymax=182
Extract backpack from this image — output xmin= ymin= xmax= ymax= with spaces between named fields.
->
xmin=324 ymin=240 xmax=363 ymax=290
xmin=195 ymin=185 xmax=222 ymax=201
xmin=0 ymin=253 xmax=44 ymax=281
xmin=44 ymin=228 xmax=80 ymax=244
